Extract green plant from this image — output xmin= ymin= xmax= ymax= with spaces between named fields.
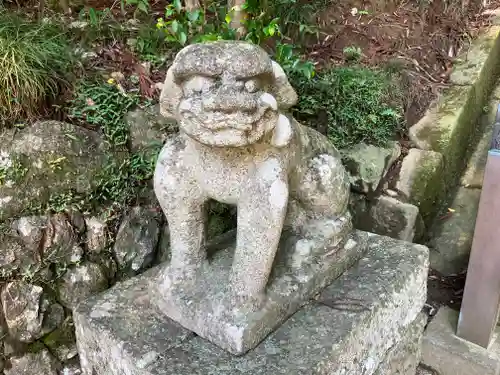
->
xmin=343 ymin=45 xmax=363 ymax=62
xmin=70 ymin=81 xmax=140 ymax=147
xmin=155 ymin=0 xmax=315 ymax=78
xmin=275 ymin=42 xmax=315 ymax=79
xmin=291 ymin=67 xmax=403 ymax=149
xmin=0 ymin=11 xmax=75 ymax=126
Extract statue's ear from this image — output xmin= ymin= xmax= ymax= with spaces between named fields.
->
xmin=270 ymin=61 xmax=298 ymax=111
xmin=159 ymin=66 xmax=183 ymax=120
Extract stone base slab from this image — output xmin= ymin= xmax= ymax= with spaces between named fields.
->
xmin=421 ymin=307 xmax=500 ymax=375
xmin=149 ymin=229 xmax=366 ymax=355
xmin=74 ymin=231 xmax=429 ymax=375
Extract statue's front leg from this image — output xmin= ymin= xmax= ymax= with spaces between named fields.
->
xmin=230 ymin=158 xmax=289 ymax=304
xmin=154 ymin=138 xmax=207 ymax=283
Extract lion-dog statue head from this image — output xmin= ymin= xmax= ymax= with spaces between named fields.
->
xmin=159 ymin=40 xmax=298 ymax=148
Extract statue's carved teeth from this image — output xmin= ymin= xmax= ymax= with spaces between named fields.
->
xmin=259 ymin=93 xmax=278 ymax=111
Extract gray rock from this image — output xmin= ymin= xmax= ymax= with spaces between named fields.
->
xmin=126 ymin=105 xmax=177 ymax=152
xmin=59 ymin=360 xmax=83 ymax=375
xmin=43 ymin=318 xmax=78 ymax=362
xmin=5 ymin=349 xmax=61 ymax=375
xmin=0 ymin=233 xmax=38 ymax=279
xmin=12 ymin=215 xmax=47 ymax=251
xmin=395 ymin=148 xmax=444 ymax=223
xmin=113 ymin=207 xmax=161 ymax=275
xmin=342 ymin=142 xmax=401 ymax=194
xmin=351 ymin=194 xmax=423 ymax=242
xmin=67 ymin=210 xmax=86 ymax=235
xmin=85 ymin=216 xmax=108 ymax=254
xmin=0 ymin=121 xmax=110 ymax=220
xmin=57 ymin=262 xmax=108 ymax=309
xmin=40 ymin=300 xmax=65 ymax=338
xmin=1 ymin=281 xmax=44 ymax=342
xmin=43 ymin=214 xmax=82 ymax=264
xmin=1 ymin=282 xmax=62 ymax=343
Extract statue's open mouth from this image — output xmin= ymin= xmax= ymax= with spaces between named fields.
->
xmin=179 ymin=93 xmax=279 ymax=133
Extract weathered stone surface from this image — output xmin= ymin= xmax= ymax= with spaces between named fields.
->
xmin=449 ymin=25 xmax=500 ymax=85
xmin=416 ymin=365 xmax=438 ymax=375
xmin=74 ymin=231 xmax=429 ymax=375
xmin=151 ymin=229 xmax=366 ymax=354
xmin=1 ymin=281 xmax=45 ymax=342
xmin=40 ymin=300 xmax=65 ymax=338
xmin=43 ymin=318 xmax=78 ymax=362
xmin=156 ymin=224 xmax=171 ymax=264
xmin=85 ymin=216 xmax=108 ymax=254
xmin=409 ymin=85 xmax=471 ymax=151
xmin=0 ymin=121 xmax=109 ymax=220
xmin=461 ymin=97 xmax=500 ymax=188
xmin=57 ymin=262 xmax=108 ymax=309
xmin=421 ymin=307 xmax=500 ymax=375
xmin=43 ymin=214 xmax=82 ymax=264
xmin=428 ymin=187 xmax=481 ymax=275
xmin=0 ymin=233 xmax=38 ymax=278
xmin=409 ymin=23 xmax=500 ymax=211
xmin=342 ymin=142 xmax=401 ymax=194
xmin=374 ymin=313 xmax=427 ymax=375
xmin=12 ymin=215 xmax=47 ymax=251
xmin=5 ymin=349 xmax=61 ymax=375
xmin=114 ymin=206 xmax=161 ymax=275
xmin=126 ymin=104 xmax=177 ymax=152
xmin=351 ymin=194 xmax=423 ymax=242
xmin=395 ymin=148 xmax=445 ymax=223
xmin=59 ymin=359 xmax=83 ymax=375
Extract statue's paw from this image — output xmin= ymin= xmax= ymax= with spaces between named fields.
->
xmin=228 ymin=289 xmax=265 ymax=313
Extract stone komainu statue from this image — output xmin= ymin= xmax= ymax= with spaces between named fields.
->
xmin=154 ymin=40 xmax=351 ymax=306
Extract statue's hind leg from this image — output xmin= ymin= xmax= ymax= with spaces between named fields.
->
xmin=286 ymin=153 xmax=352 ymax=247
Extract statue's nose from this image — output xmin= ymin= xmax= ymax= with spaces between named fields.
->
xmin=202 ymin=87 xmax=258 ymax=113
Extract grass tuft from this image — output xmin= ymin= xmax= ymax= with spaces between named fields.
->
xmin=0 ymin=12 xmax=75 ymax=126
xmin=291 ymin=66 xmax=403 ymax=149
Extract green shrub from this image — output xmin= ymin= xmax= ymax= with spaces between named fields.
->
xmin=69 ymin=81 xmax=140 ymax=148
xmin=0 ymin=12 xmax=75 ymax=126
xmin=291 ymin=66 xmax=403 ymax=149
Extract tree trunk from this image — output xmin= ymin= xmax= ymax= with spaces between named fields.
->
xmin=228 ymin=0 xmax=247 ymax=37
xmin=185 ymin=0 xmax=201 ymax=11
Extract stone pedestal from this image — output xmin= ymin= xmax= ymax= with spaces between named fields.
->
xmin=150 ymin=227 xmax=362 ymax=355
xmin=74 ymin=231 xmax=429 ymax=375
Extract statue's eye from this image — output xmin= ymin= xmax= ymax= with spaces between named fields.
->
xmin=183 ymin=76 xmax=214 ymax=94
xmin=245 ymin=79 xmax=260 ymax=93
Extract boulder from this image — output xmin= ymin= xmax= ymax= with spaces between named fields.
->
xmin=351 ymin=194 xmax=423 ymax=242
xmin=0 ymin=121 xmax=110 ymax=220
xmin=43 ymin=214 xmax=82 ymax=264
xmin=395 ymin=148 xmax=445 ymax=224
xmin=43 ymin=317 xmax=78 ymax=363
xmin=0 ymin=281 xmax=61 ymax=342
xmin=5 ymin=349 xmax=61 ymax=375
xmin=11 ymin=215 xmax=47 ymax=251
xmin=0 ymin=233 xmax=38 ymax=278
xmin=341 ymin=142 xmax=401 ymax=194
xmin=59 ymin=359 xmax=83 ymax=375
xmin=126 ymin=105 xmax=177 ymax=152
xmin=85 ymin=216 xmax=108 ymax=254
xmin=57 ymin=262 xmax=108 ymax=309
xmin=113 ymin=206 xmax=161 ymax=275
